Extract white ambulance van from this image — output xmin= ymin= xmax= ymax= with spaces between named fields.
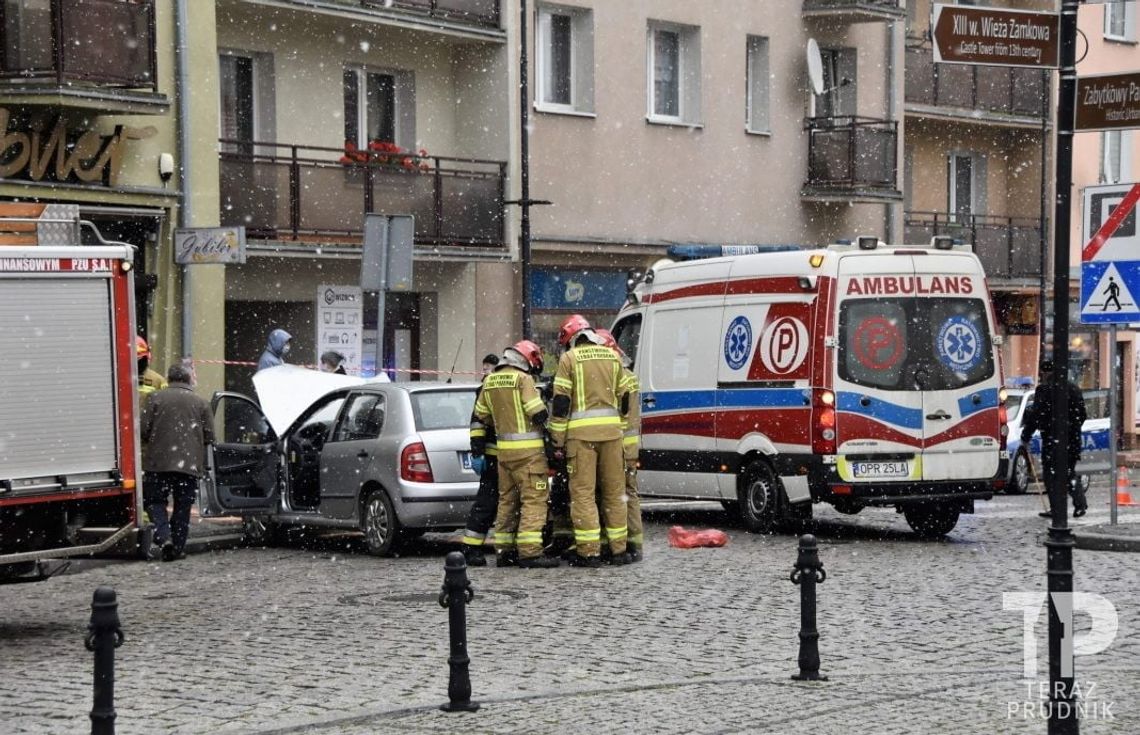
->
xmin=611 ymin=237 xmax=1008 ymax=537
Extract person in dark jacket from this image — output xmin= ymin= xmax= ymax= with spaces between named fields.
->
xmin=1021 ymin=359 xmax=1088 ymax=518
xmin=141 ymin=363 xmax=215 ymax=561
xmin=257 ymin=329 xmax=292 ymax=371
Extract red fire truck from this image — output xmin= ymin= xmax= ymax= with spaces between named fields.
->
xmin=0 ymin=205 xmax=147 ymax=582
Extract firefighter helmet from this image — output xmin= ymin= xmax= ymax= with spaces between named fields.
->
xmin=136 ymin=335 xmax=151 ymax=360
xmin=594 ymin=328 xmax=617 ymax=350
xmin=558 ymin=314 xmax=592 ymax=347
xmin=510 ymin=339 xmax=544 ymax=373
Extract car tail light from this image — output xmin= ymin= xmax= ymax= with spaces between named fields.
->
xmin=812 ymin=389 xmax=837 ymax=455
xmin=997 ymin=401 xmax=1009 ymax=451
xmin=401 ymin=442 xmax=434 ymax=483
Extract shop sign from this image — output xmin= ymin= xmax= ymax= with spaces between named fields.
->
xmin=174 ymin=227 xmax=247 ymax=265
xmin=0 ymin=108 xmax=156 ymax=187
xmin=316 ymin=285 xmax=364 ymax=376
xmin=530 ymin=268 xmax=628 ymax=311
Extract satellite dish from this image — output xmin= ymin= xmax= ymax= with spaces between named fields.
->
xmin=806 ymin=38 xmax=824 ymax=96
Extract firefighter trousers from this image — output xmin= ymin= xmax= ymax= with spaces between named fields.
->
xmin=625 ymin=459 xmax=643 ymax=549
xmin=493 ymin=452 xmax=551 ymax=559
xmin=567 ymin=438 xmax=627 ymax=556
xmin=461 ymin=457 xmax=498 ymax=548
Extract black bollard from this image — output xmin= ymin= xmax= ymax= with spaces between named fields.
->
xmin=790 ymin=534 xmax=827 ymax=682
xmin=438 ymin=551 xmax=479 ymax=712
xmin=85 ymin=586 xmax=124 ymax=735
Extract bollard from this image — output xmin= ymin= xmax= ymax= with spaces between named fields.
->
xmin=438 ymin=551 xmax=480 ymax=712
xmin=789 ymin=534 xmax=827 ymax=682
xmin=85 ymin=586 xmax=124 ymax=735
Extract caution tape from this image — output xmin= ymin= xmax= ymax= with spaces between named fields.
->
xmin=188 ymin=357 xmax=480 ymax=377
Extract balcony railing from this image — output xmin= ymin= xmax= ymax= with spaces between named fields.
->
xmin=802 ymin=0 xmax=904 ymax=22
xmin=0 ymin=0 xmax=157 ymax=90
xmin=219 ymin=141 xmax=507 ymax=248
xmin=363 ymin=0 xmax=499 ymax=28
xmin=803 ymin=116 xmax=899 ymax=199
xmin=905 ymin=47 xmax=1048 ymax=121
xmin=904 ymin=211 xmax=1044 ymax=279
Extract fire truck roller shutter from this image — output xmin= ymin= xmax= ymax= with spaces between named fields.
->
xmin=0 ymin=279 xmax=118 ymax=484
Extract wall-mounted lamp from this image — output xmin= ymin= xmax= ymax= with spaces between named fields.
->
xmin=158 ymin=153 xmax=174 ymax=187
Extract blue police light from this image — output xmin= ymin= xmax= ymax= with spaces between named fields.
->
xmin=666 ymin=244 xmax=803 ymax=260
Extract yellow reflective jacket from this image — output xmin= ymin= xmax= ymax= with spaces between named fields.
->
xmin=549 ymin=344 xmax=627 ymax=446
xmin=472 ymin=366 xmax=547 ymax=461
xmin=620 ymin=366 xmax=640 ymax=460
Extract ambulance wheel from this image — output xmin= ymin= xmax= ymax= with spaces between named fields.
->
xmin=738 ymin=460 xmax=779 ymax=534
xmin=903 ymin=504 xmax=959 ymax=538
xmin=1007 ymin=449 xmax=1030 ymax=495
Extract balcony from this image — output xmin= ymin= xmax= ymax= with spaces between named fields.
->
xmin=376 ymin=0 xmax=499 ymax=29
xmin=219 ymin=141 xmax=507 ymax=251
xmin=0 ymin=0 xmax=165 ymax=114
xmin=905 ymin=47 xmax=1049 ymax=126
xmin=801 ymin=116 xmax=902 ymax=203
xmin=802 ymin=0 xmax=904 ymax=23
xmin=904 ymin=211 xmax=1044 ymax=280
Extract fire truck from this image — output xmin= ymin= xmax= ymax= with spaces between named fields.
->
xmin=0 ymin=205 xmax=148 ymax=582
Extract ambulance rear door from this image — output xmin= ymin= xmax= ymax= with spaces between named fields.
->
xmin=912 ymin=254 xmax=1001 ymax=482
xmin=833 ymin=254 xmax=925 ymax=484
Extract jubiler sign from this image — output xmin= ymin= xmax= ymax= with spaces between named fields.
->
xmin=932 ymin=4 xmax=1059 ymax=69
xmin=1076 ymin=72 xmax=1140 ymax=132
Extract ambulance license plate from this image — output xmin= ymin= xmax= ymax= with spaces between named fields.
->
xmin=851 ymin=461 xmax=909 ymax=479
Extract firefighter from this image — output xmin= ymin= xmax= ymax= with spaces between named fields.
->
xmin=471 ymin=340 xmax=560 ymax=569
xmin=460 ymin=356 xmax=502 ymax=567
xmin=596 ymin=328 xmax=643 ymax=563
xmin=549 ymin=315 xmax=631 ymax=568
xmin=136 ymin=336 xmax=167 ymax=406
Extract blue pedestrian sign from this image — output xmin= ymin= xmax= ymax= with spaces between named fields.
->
xmin=1080 ymin=183 xmax=1140 ymax=324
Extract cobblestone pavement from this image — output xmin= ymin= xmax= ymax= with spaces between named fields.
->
xmin=2 ymin=487 xmax=1138 ymax=734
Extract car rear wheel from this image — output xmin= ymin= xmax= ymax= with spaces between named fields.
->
xmin=1007 ymin=450 xmax=1030 ymax=495
xmin=903 ymin=504 xmax=959 ymax=538
xmin=361 ymin=489 xmax=400 ymax=556
xmin=738 ymin=459 xmax=779 ymax=534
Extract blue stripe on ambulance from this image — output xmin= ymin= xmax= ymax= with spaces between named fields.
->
xmin=836 ymin=392 xmax=923 ymax=430
xmin=957 ymin=387 xmax=999 ymax=418
xmin=642 ymin=388 xmax=808 ymax=414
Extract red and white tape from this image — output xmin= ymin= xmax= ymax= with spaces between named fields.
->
xmin=189 ymin=358 xmax=480 ymax=377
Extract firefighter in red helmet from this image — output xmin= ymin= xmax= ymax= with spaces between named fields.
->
xmin=136 ymin=335 xmax=167 ymax=406
xmin=549 ymin=315 xmax=632 ymax=567
xmin=471 ymin=340 xmax=560 ymax=568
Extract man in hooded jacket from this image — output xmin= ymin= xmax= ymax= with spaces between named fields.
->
xmin=258 ymin=329 xmax=292 ymax=371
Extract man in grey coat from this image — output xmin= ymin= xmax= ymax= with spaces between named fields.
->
xmin=257 ymin=328 xmax=292 ymax=371
xmin=141 ymin=363 xmax=215 ymax=561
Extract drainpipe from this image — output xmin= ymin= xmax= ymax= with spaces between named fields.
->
xmin=175 ymin=0 xmax=193 ymax=357
xmin=885 ymin=20 xmax=898 ymax=244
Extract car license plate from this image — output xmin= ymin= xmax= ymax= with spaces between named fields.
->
xmin=460 ymin=452 xmax=473 ymax=470
xmin=851 ymin=460 xmax=909 ymax=479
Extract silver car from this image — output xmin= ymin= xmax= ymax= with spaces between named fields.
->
xmin=200 ymin=382 xmax=479 ymax=555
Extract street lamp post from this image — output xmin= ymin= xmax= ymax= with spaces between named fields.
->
xmin=1045 ymin=1 xmax=1080 ymax=732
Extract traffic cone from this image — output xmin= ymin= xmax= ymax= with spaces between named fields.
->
xmin=1114 ymin=467 xmax=1140 ymax=507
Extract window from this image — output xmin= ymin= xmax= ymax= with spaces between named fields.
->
xmin=343 ymin=67 xmax=415 ymax=150
xmin=745 ymin=36 xmax=770 ymax=134
xmin=611 ymin=314 xmax=643 ymax=369
xmin=647 ymin=21 xmax=701 ymax=125
xmin=536 ymin=4 xmax=594 ymax=114
xmin=410 ymin=390 xmax=477 ymax=431
xmin=1104 ymin=0 xmax=1135 ymax=41
xmin=219 ymin=55 xmax=254 ymax=153
xmin=811 ymin=47 xmax=856 ymax=119
xmin=948 ymin=152 xmax=987 ymax=223
xmin=333 ymin=394 xmax=385 ymax=442
xmin=1101 ymin=131 xmax=1132 ymax=184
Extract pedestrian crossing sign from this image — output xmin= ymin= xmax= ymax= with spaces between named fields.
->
xmin=1081 ymin=261 xmax=1140 ymax=323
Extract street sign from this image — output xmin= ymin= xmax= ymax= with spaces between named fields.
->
xmin=932 ymin=4 xmax=1059 ymax=69
xmin=1080 ymin=182 xmax=1140 ymax=324
xmin=1075 ymin=71 xmax=1140 ymax=132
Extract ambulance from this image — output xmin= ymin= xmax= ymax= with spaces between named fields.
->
xmin=610 ymin=236 xmax=1008 ymax=537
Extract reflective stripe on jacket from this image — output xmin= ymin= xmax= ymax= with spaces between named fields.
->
xmin=620 ymin=366 xmax=640 ymax=460
xmin=550 ymin=344 xmax=626 ymax=445
xmin=472 ymin=366 xmax=547 ymax=459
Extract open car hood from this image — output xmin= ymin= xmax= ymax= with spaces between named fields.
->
xmin=252 ymin=365 xmax=390 ymax=436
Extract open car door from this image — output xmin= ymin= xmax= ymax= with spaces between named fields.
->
xmin=201 ymin=392 xmax=280 ymax=517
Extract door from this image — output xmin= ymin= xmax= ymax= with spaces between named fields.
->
xmin=202 ymin=392 xmax=279 ymax=517
xmin=320 ymin=392 xmax=386 ymax=520
xmin=833 ymin=255 xmax=925 ymax=484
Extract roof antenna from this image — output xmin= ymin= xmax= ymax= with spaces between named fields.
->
xmin=446 ymin=339 xmax=463 ymax=384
